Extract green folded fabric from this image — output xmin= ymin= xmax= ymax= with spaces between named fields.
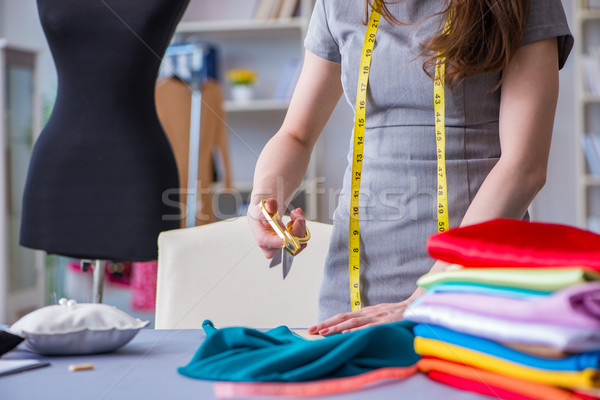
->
xmin=178 ymin=320 xmax=419 ymax=382
xmin=417 ymin=267 xmax=600 ymax=292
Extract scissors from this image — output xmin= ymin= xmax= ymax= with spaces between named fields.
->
xmin=260 ymin=199 xmax=311 ymax=279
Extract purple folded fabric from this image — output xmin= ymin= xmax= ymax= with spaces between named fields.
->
xmin=419 ymin=282 xmax=600 ymax=329
xmin=571 ymin=288 xmax=600 ymax=319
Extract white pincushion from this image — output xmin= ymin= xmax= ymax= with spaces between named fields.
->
xmin=10 ymin=299 xmax=149 ymax=355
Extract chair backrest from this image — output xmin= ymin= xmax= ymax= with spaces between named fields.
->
xmin=155 ymin=216 xmax=332 ymax=329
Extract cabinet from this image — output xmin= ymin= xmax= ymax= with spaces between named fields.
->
xmin=575 ymin=2 xmax=600 ymax=232
xmin=173 ymin=0 xmax=320 ymax=221
xmin=0 ymin=41 xmax=44 ymax=323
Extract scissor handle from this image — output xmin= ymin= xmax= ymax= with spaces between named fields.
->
xmin=259 ymin=199 xmax=310 ymax=255
xmin=285 ymin=221 xmax=311 ymax=244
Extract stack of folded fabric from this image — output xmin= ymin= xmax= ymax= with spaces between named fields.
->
xmin=404 ymin=219 xmax=600 ymax=400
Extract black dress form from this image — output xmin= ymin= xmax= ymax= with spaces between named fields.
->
xmin=20 ymin=0 xmax=190 ymax=261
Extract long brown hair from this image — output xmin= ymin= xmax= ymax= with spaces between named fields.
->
xmin=366 ymin=0 xmax=531 ymax=89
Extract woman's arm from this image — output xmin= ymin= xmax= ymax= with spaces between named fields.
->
xmin=460 ymin=36 xmax=559 ymax=225
xmin=248 ymin=50 xmax=343 ymax=259
xmin=309 ymin=37 xmax=560 ymax=336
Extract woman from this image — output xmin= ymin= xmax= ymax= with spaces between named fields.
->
xmin=248 ymin=0 xmax=573 ymax=335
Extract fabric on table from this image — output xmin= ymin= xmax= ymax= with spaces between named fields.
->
xmin=405 ymin=304 xmax=600 ymax=353
xmin=417 ymin=268 xmax=600 ymax=292
xmin=427 ymin=219 xmax=600 ymax=270
xmin=425 ymin=282 xmax=551 ymax=298
xmin=414 ymin=324 xmax=600 ymax=371
xmin=213 ymin=366 xmax=418 ymax=398
xmin=304 ymin=0 xmax=572 ymax=322
xmin=414 ymin=337 xmax=600 ymax=388
xmin=418 ymin=282 xmax=600 ymax=329
xmin=178 ymin=320 xmax=419 ymax=382
xmin=419 ymin=358 xmax=587 ymax=400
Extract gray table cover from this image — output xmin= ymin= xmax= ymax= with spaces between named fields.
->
xmin=1 ymin=329 xmax=491 ymax=400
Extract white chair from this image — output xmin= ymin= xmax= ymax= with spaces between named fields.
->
xmin=155 ymin=216 xmax=333 ymax=329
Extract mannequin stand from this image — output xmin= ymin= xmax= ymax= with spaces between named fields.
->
xmin=81 ymin=259 xmax=106 ymax=303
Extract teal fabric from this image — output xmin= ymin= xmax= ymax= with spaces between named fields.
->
xmin=178 ymin=320 xmax=419 ymax=382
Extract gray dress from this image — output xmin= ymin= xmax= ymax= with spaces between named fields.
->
xmin=304 ymin=0 xmax=573 ymax=321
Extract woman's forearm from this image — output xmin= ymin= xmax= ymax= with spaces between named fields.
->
xmin=461 ymin=37 xmax=559 ymax=227
xmin=250 ymin=130 xmax=314 ymax=215
xmin=460 ymin=157 xmax=546 ymax=227
xmin=249 ymin=51 xmax=343 ymax=216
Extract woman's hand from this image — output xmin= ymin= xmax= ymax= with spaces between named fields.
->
xmin=248 ymin=51 xmax=342 ymax=259
xmin=247 ymin=197 xmax=307 ymax=259
xmin=306 ymin=298 xmax=418 ymax=336
xmin=307 ymin=260 xmax=449 ymax=336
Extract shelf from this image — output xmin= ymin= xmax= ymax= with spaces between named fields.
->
xmin=177 ymin=18 xmax=306 ymax=34
xmin=174 ymin=1 xmax=320 ymax=221
xmin=224 ymin=99 xmax=290 ymax=112
xmin=578 ymin=8 xmax=600 ymax=20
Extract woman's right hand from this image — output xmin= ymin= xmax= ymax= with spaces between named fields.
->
xmin=247 ymin=51 xmax=341 ymax=259
xmin=247 ymin=197 xmax=307 ymax=259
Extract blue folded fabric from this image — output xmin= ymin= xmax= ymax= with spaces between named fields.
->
xmin=178 ymin=320 xmax=419 ymax=382
xmin=414 ymin=324 xmax=600 ymax=371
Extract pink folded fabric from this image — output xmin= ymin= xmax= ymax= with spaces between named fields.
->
xmin=419 ymin=282 xmax=600 ymax=329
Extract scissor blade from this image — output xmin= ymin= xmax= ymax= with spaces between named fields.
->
xmin=282 ymin=250 xmax=294 ymax=279
xmin=269 ymin=249 xmax=282 ymax=268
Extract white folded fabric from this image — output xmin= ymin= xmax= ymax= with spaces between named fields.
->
xmin=404 ymin=304 xmax=600 ymax=353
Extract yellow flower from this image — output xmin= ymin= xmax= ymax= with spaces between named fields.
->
xmin=226 ymin=68 xmax=257 ymax=86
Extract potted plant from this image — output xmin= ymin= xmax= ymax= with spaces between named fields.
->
xmin=226 ymin=68 xmax=258 ymax=103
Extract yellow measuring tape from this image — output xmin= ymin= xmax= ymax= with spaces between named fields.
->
xmin=348 ymin=3 xmax=380 ymax=311
xmin=349 ymin=4 xmax=450 ymax=311
xmin=434 ymin=17 xmax=452 ymax=233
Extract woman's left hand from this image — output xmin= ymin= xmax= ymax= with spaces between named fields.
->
xmin=308 ymin=287 xmax=427 ymax=336
xmin=308 ymin=260 xmax=449 ymax=336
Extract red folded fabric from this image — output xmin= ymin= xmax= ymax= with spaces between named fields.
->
xmin=418 ymin=358 xmax=587 ymax=400
xmin=574 ymin=388 xmax=600 ymax=399
xmin=426 ymin=219 xmax=600 ymax=270
xmin=426 ymin=370 xmax=596 ymax=400
xmin=427 ymin=370 xmax=538 ymax=400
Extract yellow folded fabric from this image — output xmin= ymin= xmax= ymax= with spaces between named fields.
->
xmin=414 ymin=337 xmax=600 ymax=389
